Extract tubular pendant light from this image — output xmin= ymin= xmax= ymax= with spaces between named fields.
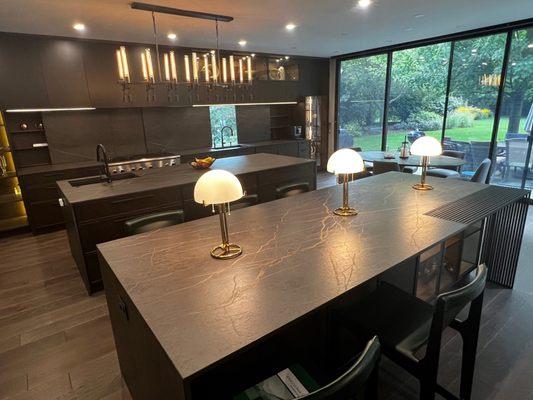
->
xmin=229 ymin=55 xmax=235 ymax=82
xmin=211 ymin=52 xmax=218 ymax=83
xmin=145 ymin=48 xmax=154 ymax=83
xmin=116 ymin=49 xmax=125 ymax=81
xmin=184 ymin=55 xmax=191 ymax=83
xmin=192 ymin=52 xmax=199 ymax=83
xmin=141 ymin=52 xmax=149 ymax=81
xmin=247 ymin=56 xmax=252 ymax=83
xmin=120 ymin=46 xmax=130 ymax=83
xmin=163 ymin=53 xmax=171 ymax=81
xmin=170 ymin=51 xmax=178 ymax=82
xmin=204 ymin=54 xmax=210 ymax=82
xmin=239 ymin=58 xmax=244 ymax=84
xmin=222 ymin=58 xmax=228 ymax=83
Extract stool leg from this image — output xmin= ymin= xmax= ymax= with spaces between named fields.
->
xmin=459 ymin=329 xmax=480 ymax=400
xmin=364 ymin=367 xmax=379 ymax=400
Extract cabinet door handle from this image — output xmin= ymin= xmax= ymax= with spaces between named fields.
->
xmin=110 ymin=194 xmax=155 ymax=205
xmin=58 ymin=198 xmax=64 ymax=207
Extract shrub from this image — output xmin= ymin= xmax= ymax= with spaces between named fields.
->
xmin=344 ymin=121 xmax=362 ymax=137
xmin=454 ymin=106 xmax=491 ymax=120
xmin=446 ymin=111 xmax=474 ymax=129
xmin=405 ymin=111 xmax=442 ymax=131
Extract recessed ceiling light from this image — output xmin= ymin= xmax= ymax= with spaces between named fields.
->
xmin=511 ymin=62 xmax=517 ymax=66
xmin=284 ymin=56 xmax=290 ymax=60
xmin=167 ymin=33 xmax=177 ymax=40
xmin=357 ymin=0 xmax=371 ymax=8
xmin=471 ymin=49 xmax=477 ymax=53
xmin=414 ymin=14 xmax=424 ymax=18
xmin=73 ymin=23 xmax=85 ymax=32
xmin=238 ymin=40 xmax=247 ymax=47
xmin=286 ymin=23 xmax=296 ymax=31
xmin=482 ymin=62 xmax=488 ymax=66
xmin=251 ymin=53 xmax=256 ymax=57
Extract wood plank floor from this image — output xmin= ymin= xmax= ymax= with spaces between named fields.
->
xmin=0 ymin=173 xmax=531 ymax=399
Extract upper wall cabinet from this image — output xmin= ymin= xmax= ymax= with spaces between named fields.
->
xmin=40 ymin=38 xmax=92 ymax=107
xmin=0 ymin=35 xmax=49 ymax=109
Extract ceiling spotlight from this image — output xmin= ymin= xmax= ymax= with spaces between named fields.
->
xmin=73 ymin=23 xmax=85 ymax=32
xmin=251 ymin=53 xmax=256 ymax=57
xmin=238 ymin=40 xmax=247 ymax=47
xmin=167 ymin=33 xmax=177 ymax=40
xmin=357 ymin=0 xmax=371 ymax=8
xmin=286 ymin=23 xmax=296 ymax=31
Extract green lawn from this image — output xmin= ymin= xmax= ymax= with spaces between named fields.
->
xmin=352 ymin=117 xmax=527 ymax=151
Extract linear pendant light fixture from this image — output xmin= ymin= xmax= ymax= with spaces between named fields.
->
xmin=116 ymin=2 xmax=254 ymax=104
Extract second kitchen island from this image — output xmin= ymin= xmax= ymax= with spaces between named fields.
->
xmin=57 ymin=153 xmax=317 ymax=294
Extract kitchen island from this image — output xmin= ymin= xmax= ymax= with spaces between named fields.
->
xmin=97 ymin=172 xmax=528 ymax=399
xmin=58 ymin=153 xmax=316 ymax=294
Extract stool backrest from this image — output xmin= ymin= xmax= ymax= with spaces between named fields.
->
xmin=298 ymin=336 xmax=380 ymax=400
xmin=373 ymin=161 xmax=400 ymax=175
xmin=470 ymin=158 xmax=491 ymax=183
xmin=125 ymin=210 xmax=184 ymax=235
xmin=231 ymin=194 xmax=259 ymax=210
xmin=426 ymin=264 xmax=487 ymax=361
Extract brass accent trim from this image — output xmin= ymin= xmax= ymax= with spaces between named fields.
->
xmin=334 ymin=206 xmax=358 ymax=216
xmin=211 ymin=243 xmax=243 ymax=259
xmin=412 ymin=183 xmax=434 ymax=190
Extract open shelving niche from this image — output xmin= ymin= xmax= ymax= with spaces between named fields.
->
xmin=0 ymin=111 xmax=28 ymax=233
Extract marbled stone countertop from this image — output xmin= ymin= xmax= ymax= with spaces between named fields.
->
xmin=58 ymin=153 xmax=314 ymax=204
xmin=97 ymin=172 xmax=488 ymax=380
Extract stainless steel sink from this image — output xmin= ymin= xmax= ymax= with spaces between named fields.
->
xmin=69 ymin=172 xmax=137 ymax=187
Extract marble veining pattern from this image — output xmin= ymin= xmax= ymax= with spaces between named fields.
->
xmin=98 ymin=172 xmax=487 ymax=379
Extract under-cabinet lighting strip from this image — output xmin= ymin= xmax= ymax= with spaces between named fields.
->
xmin=192 ymin=101 xmax=298 ymax=107
xmin=5 ymin=107 xmax=96 ymax=113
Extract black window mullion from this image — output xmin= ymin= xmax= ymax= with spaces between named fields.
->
xmin=441 ymin=41 xmax=455 ymax=143
xmin=381 ymin=52 xmax=393 ymax=151
xmin=487 ymin=31 xmax=513 ymax=184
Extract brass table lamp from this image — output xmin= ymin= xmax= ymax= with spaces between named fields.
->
xmin=327 ymin=148 xmax=365 ymax=216
xmin=194 ymin=169 xmax=244 ymax=259
xmin=410 ymin=136 xmax=443 ymax=191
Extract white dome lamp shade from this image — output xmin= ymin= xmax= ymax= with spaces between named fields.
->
xmin=410 ymin=136 xmax=443 ymax=190
xmin=326 ymin=148 xmax=365 ymax=216
xmin=194 ymin=170 xmax=244 ymax=259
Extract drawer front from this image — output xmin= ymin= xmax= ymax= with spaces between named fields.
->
xmin=75 ymin=188 xmax=181 ymax=222
xmin=278 ymin=142 xmax=299 ymax=157
xmin=23 ymin=184 xmax=60 ymax=203
xmin=20 ymin=166 xmax=102 ymax=186
xmin=254 ymin=145 xmax=279 ymax=155
xmin=26 ymin=199 xmax=64 ymax=230
xmin=257 ymin=163 xmax=314 ymax=186
xmin=298 ymin=142 xmax=310 ymax=158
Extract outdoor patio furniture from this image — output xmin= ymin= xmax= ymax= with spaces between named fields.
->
xmin=503 ymin=138 xmax=532 ymax=181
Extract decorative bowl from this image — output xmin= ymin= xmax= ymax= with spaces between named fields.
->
xmin=190 ymin=157 xmax=216 ymax=170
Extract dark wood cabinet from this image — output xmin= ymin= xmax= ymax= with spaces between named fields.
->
xmin=0 ymin=35 xmax=49 ymax=109
xmin=40 ymin=39 xmax=91 ymax=107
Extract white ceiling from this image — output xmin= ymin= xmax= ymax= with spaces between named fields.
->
xmin=0 ymin=0 xmax=530 ymax=57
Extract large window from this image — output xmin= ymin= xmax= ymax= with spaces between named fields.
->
xmin=338 ymin=54 xmax=387 ymax=150
xmin=209 ymin=105 xmax=238 ymax=148
xmin=490 ymin=28 xmax=533 ymax=189
xmin=445 ymin=34 xmax=506 ymax=176
xmin=336 ymin=24 xmax=532 ymax=188
xmin=387 ymin=43 xmax=451 ymax=151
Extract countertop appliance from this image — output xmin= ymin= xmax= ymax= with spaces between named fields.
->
xmin=109 ymin=152 xmax=180 ymax=173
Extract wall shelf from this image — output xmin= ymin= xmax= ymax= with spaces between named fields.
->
xmin=0 ymin=215 xmax=28 ymax=232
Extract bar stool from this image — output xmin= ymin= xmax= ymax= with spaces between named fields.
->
xmin=372 ymin=161 xmax=400 ymax=175
xmin=124 ymin=210 xmax=185 ymax=235
xmin=276 ymin=182 xmax=310 ymax=199
xmin=426 ymin=150 xmax=466 ymax=179
xmin=235 ymin=336 xmax=381 ymax=400
xmin=335 ymin=264 xmax=487 ymax=400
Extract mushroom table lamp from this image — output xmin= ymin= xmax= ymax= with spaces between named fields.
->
xmin=327 ymin=148 xmax=365 ymax=216
xmin=410 ymin=136 xmax=443 ymax=190
xmin=194 ymin=169 xmax=244 ymax=259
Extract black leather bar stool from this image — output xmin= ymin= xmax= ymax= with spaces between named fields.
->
xmin=276 ymin=182 xmax=310 ymax=199
xmin=470 ymin=158 xmax=491 ymax=183
xmin=124 ymin=210 xmax=185 ymax=235
xmin=335 ymin=264 xmax=487 ymax=400
xmin=231 ymin=193 xmax=259 ymax=210
xmin=236 ymin=336 xmax=380 ymax=400
xmin=351 ymin=147 xmax=374 ymax=173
